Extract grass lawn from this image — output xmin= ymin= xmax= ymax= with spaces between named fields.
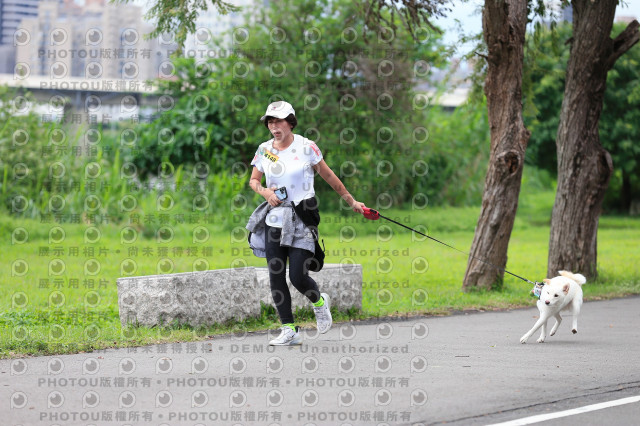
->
xmin=2 ymin=190 xmax=639 ymax=358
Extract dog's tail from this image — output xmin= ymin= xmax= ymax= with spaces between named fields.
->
xmin=559 ymin=270 xmax=587 ymax=286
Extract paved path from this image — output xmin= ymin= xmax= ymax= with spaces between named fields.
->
xmin=1 ymin=297 xmax=639 ymax=425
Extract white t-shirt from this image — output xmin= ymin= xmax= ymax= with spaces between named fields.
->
xmin=251 ymin=134 xmax=323 ymax=227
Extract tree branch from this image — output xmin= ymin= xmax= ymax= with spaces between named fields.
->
xmin=607 ymin=19 xmax=640 ymax=69
xmin=474 ymin=50 xmax=488 ymax=61
xmin=111 ymin=0 xmax=241 ymax=53
xmin=360 ymin=0 xmax=449 ymax=43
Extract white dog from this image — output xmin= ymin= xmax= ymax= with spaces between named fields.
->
xmin=520 ymin=271 xmax=586 ymax=344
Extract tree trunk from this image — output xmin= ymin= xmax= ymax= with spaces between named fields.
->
xmin=548 ymin=0 xmax=639 ymax=279
xmin=462 ymin=0 xmax=530 ymax=291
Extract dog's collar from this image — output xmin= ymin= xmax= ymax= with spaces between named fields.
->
xmin=531 ymin=282 xmax=545 ymax=299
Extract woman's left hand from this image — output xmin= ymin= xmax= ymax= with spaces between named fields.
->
xmin=351 ymin=201 xmax=366 ymax=214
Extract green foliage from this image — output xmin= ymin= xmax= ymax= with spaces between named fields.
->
xmin=522 ymin=22 xmax=572 ymax=173
xmin=0 ymin=87 xmax=71 ymax=217
xmin=414 ymin=101 xmax=490 ymax=207
xmin=1 ymin=0 xmax=496 ymax=223
xmin=3 ymin=194 xmax=640 ymax=358
xmin=0 ymin=85 xmax=255 ymax=221
xmin=132 ymin=0 xmax=453 ymax=210
xmin=126 ymin=67 xmax=229 ymax=179
xmin=523 ymin=22 xmax=640 ymax=212
xmin=459 ymin=0 xmax=565 ymax=106
xmin=601 ymin=25 xmax=640 ymax=212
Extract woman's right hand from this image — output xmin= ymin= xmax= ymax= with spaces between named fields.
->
xmin=265 ymin=190 xmax=283 ymax=207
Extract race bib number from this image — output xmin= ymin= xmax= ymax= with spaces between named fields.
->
xmin=261 ymin=148 xmax=279 ymax=163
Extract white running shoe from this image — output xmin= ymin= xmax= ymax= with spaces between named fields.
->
xmin=269 ymin=326 xmax=302 ymax=346
xmin=313 ymin=293 xmax=333 ymax=334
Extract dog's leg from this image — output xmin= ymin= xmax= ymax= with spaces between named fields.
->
xmin=537 ymin=319 xmax=548 ymax=343
xmin=549 ymin=313 xmax=562 ymax=336
xmin=520 ymin=314 xmax=548 ymax=344
xmin=570 ymin=299 xmax=581 ymax=334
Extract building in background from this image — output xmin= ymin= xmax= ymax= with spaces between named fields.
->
xmin=14 ymin=0 xmax=175 ymax=82
xmin=542 ymin=0 xmax=573 ymax=24
xmin=184 ymin=0 xmax=258 ymax=55
xmin=616 ymin=15 xmax=639 ymax=24
xmin=1 ymin=0 xmax=43 ymax=44
xmin=561 ymin=4 xmax=573 ymax=22
xmin=0 ymin=0 xmax=48 ymax=73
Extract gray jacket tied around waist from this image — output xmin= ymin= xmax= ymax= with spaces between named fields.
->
xmin=246 ymin=201 xmax=316 ymax=257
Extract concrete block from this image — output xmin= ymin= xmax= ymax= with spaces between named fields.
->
xmin=256 ymin=263 xmax=362 ymax=311
xmin=117 ymin=264 xmax=362 ymax=328
xmin=117 ymin=267 xmax=259 ymax=327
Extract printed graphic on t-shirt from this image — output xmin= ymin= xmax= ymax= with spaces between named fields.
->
xmin=250 ymin=135 xmax=323 ymax=204
xmin=308 ymin=141 xmax=320 ymax=157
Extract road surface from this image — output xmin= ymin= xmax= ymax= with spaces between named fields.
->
xmin=1 ymin=297 xmax=639 ymax=425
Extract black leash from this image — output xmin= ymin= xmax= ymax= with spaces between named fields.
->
xmin=362 ymin=207 xmax=538 ymax=286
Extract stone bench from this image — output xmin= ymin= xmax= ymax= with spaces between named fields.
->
xmin=117 ymin=264 xmax=362 ymax=327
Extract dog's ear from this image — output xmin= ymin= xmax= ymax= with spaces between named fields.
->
xmin=562 ymin=283 xmax=570 ymax=294
xmin=543 ymin=279 xmax=551 ymax=285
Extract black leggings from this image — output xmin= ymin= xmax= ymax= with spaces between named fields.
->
xmin=265 ymin=225 xmax=320 ymax=324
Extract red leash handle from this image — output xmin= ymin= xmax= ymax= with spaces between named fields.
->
xmin=362 ymin=206 xmax=380 ymax=220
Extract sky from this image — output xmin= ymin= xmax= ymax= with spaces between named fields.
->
xmin=433 ymin=0 xmax=640 ymax=47
xmin=93 ymin=0 xmax=640 ymax=49
xmin=123 ymin=0 xmax=640 ymax=29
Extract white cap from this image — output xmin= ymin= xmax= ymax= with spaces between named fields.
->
xmin=260 ymin=101 xmax=295 ymax=121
